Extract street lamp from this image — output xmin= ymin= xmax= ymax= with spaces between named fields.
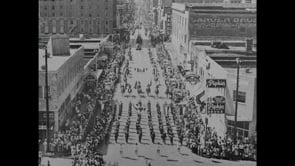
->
xmin=233 ymin=57 xmax=241 ymax=144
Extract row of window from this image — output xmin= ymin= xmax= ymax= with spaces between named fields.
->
xmin=172 ymin=12 xmax=187 ymax=44
xmin=40 ymin=11 xmax=111 ymax=17
xmin=42 ymin=5 xmax=110 ymax=11
xmin=233 ymin=90 xmax=246 ymax=103
xmin=39 ymin=85 xmax=50 ymax=99
xmin=58 ymin=94 xmax=71 ymax=121
xmin=227 ymin=126 xmax=249 ymax=139
xmin=40 ymin=19 xmax=112 ymax=33
xmin=58 ymin=60 xmax=83 ymax=97
xmin=227 ymin=120 xmax=250 ymax=130
xmin=41 ymin=0 xmax=109 ymax=2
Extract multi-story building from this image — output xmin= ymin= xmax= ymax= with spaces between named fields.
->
xmin=224 ymin=0 xmax=257 ymax=3
xmin=171 ymin=2 xmax=256 ymax=70
xmin=39 ymin=35 xmax=84 ymax=140
xmin=189 ymin=39 xmax=256 ymax=141
xmin=39 ymin=0 xmax=117 ymax=37
xmin=225 ymin=67 xmax=256 ymax=142
xmin=158 ymin=0 xmax=225 ymax=36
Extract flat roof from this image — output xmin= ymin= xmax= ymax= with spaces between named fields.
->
xmin=185 ymin=2 xmax=256 ymax=9
xmin=192 ymin=41 xmax=256 ymax=56
xmin=226 ymin=67 xmax=256 ymax=78
xmin=69 ymin=38 xmax=104 ymax=42
xmin=39 ymin=48 xmax=79 ymax=71
xmin=70 ymin=42 xmax=101 ymax=49
xmin=198 ymin=45 xmax=246 ymax=51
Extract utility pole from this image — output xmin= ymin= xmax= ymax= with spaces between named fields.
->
xmin=234 ymin=58 xmax=241 ymax=144
xmin=44 ymin=46 xmax=50 ymax=153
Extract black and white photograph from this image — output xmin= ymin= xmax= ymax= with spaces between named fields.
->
xmin=38 ymin=0 xmax=257 ymax=166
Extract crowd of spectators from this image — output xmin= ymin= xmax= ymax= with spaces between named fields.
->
xmin=40 ymin=91 xmax=97 ymax=156
xmin=73 ymin=102 xmax=116 ymax=166
xmin=154 ymin=43 xmax=257 ymax=161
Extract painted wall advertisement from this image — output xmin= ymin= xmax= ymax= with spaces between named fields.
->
xmin=189 ymin=12 xmax=256 ymax=38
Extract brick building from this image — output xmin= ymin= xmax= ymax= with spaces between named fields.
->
xmin=171 ymin=2 xmax=256 ymax=69
xmin=39 ymin=0 xmax=117 ymax=37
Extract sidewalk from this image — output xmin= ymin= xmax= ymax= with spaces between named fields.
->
xmin=40 ymin=157 xmax=73 ymax=166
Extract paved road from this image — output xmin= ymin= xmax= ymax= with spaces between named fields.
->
xmin=102 ymin=28 xmax=257 ymax=166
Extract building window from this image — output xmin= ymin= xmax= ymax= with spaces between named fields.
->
xmin=45 ymin=86 xmax=51 ymax=98
xmin=52 ymin=13 xmax=55 ymax=17
xmin=244 ymin=130 xmax=249 ymax=137
xmin=44 ymin=6 xmax=47 ymax=10
xmin=52 ymin=6 xmax=55 ymax=10
xmin=233 ymin=90 xmax=246 ymax=103
xmin=60 ymin=12 xmax=63 ymax=16
xmin=60 ymin=6 xmax=63 ymax=9
xmin=39 ymin=86 xmax=43 ymax=99
xmin=81 ymin=6 xmax=83 ymax=10
xmin=105 ymin=21 xmax=108 ymax=25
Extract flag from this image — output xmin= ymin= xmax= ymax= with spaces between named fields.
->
xmin=225 ymin=86 xmax=235 ymax=115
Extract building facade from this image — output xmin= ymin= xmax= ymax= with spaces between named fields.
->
xmin=189 ymin=40 xmax=256 ymax=141
xmin=39 ymin=0 xmax=116 ymax=37
xmin=189 ymin=45 xmax=228 ymax=137
xmin=39 ymin=35 xmax=84 ymax=140
xmin=225 ymin=68 xmax=256 ymax=141
xmin=171 ymin=2 xmax=256 ymax=68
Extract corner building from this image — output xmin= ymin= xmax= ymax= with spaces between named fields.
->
xmin=39 ymin=35 xmax=84 ymax=140
xmin=39 ymin=0 xmax=116 ymax=37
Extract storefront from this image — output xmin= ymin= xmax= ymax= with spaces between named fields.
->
xmin=39 ymin=111 xmax=55 ymax=141
xmin=226 ymin=119 xmax=250 ymax=141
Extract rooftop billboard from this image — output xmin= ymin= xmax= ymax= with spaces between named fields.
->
xmin=189 ymin=12 xmax=256 ymax=39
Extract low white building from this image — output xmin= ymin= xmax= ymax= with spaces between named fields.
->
xmin=190 ymin=39 xmax=256 ymax=141
xmin=39 ymin=35 xmax=84 ymax=139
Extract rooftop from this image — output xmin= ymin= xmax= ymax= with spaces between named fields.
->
xmin=69 ymin=38 xmax=104 ymax=42
xmin=70 ymin=42 xmax=101 ymax=49
xmin=39 ymin=48 xmax=80 ymax=71
xmin=185 ymin=2 xmax=256 ymax=9
xmin=226 ymin=67 xmax=256 ymax=78
xmin=69 ymin=37 xmax=107 ymax=49
xmin=192 ymin=40 xmax=256 ymax=57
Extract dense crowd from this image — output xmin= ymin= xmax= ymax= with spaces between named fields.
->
xmin=73 ymin=102 xmax=116 ymax=166
xmin=40 ymin=92 xmax=96 ymax=156
xmin=154 ymin=43 xmax=257 ymax=161
xmin=39 ymin=41 xmax=126 ymax=166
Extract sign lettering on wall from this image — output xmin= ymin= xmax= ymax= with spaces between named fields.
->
xmin=207 ymin=96 xmax=226 ymax=114
xmin=189 ymin=12 xmax=256 ymax=38
xmin=206 ymin=79 xmax=226 ymax=88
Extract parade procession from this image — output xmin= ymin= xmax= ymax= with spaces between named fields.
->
xmin=39 ymin=1 xmax=256 ymax=166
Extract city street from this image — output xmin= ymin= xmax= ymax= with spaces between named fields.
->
xmin=101 ymin=27 xmax=256 ymax=166
xmin=39 ymin=1 xmax=257 ymax=166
